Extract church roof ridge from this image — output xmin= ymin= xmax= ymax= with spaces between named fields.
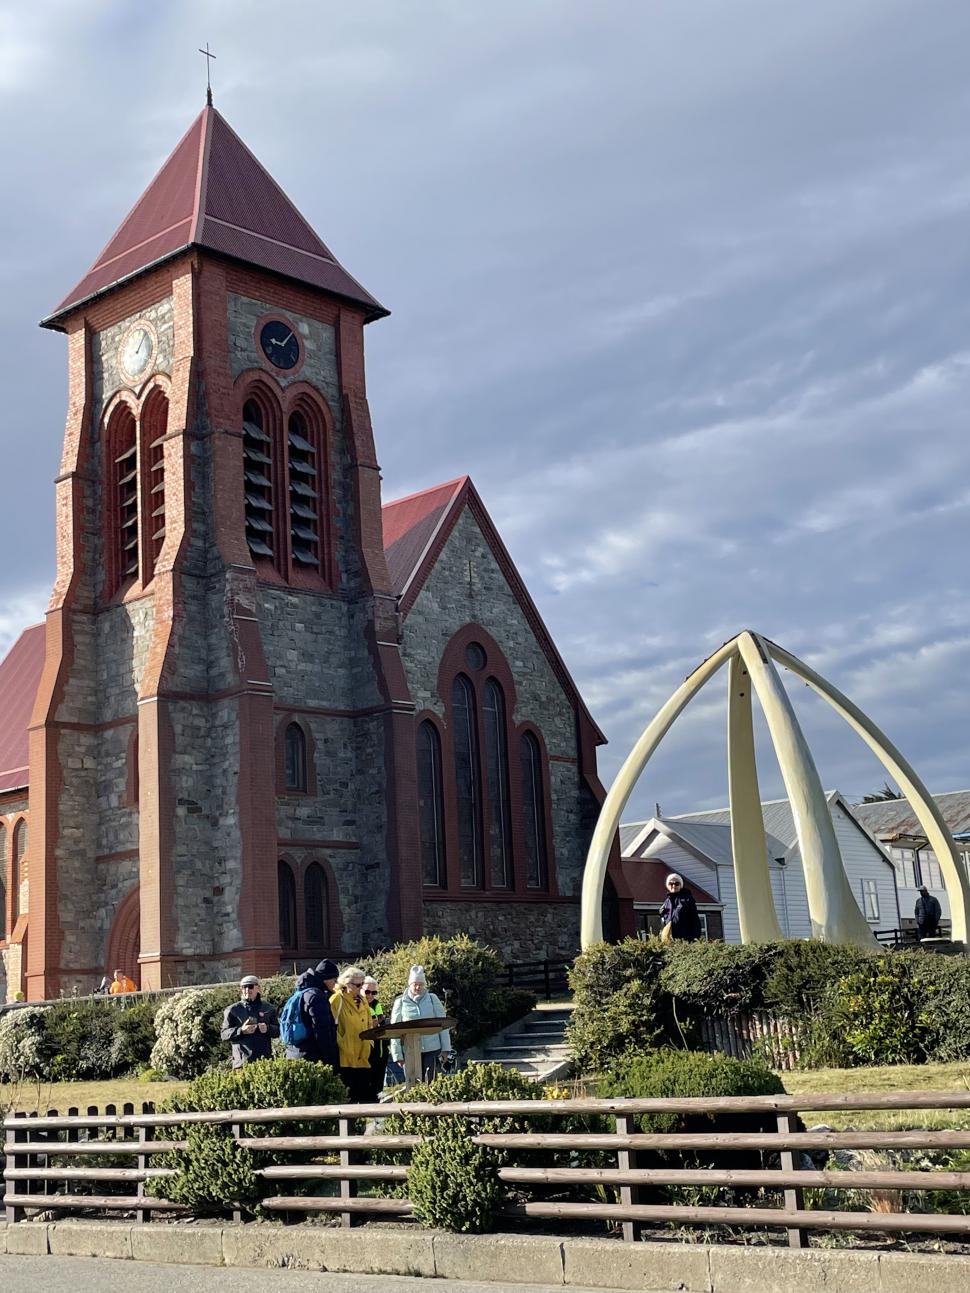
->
xmin=44 ymin=104 xmax=387 ymax=328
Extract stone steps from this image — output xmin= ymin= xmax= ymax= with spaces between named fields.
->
xmin=470 ymin=1002 xmax=574 ymax=1084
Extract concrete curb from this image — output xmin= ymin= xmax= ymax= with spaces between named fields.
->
xmin=0 ymin=1221 xmax=968 ymax=1290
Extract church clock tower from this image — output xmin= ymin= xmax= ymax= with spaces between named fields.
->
xmin=28 ymin=104 xmax=421 ymax=995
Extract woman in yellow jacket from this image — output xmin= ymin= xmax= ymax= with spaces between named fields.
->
xmin=330 ymin=965 xmax=373 ymax=1103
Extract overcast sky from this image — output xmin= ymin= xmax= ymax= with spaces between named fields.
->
xmin=1 ymin=1 xmax=968 ymax=819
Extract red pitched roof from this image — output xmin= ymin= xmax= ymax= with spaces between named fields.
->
xmin=609 ymin=857 xmax=720 ymax=907
xmin=0 ymin=624 xmax=45 ymax=794
xmin=44 ymin=106 xmax=387 ymax=326
xmin=382 ymin=477 xmax=467 ymax=596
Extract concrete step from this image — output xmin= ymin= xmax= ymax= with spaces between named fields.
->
xmin=484 ymin=1043 xmax=571 ymax=1057
xmin=516 ymin=1027 xmax=568 ymax=1040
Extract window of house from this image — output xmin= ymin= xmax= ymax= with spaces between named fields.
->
xmin=278 ymin=860 xmax=297 ymax=948
xmin=860 ymin=877 xmax=880 ymax=921
xmin=305 ymin=862 xmax=328 ymax=946
xmin=417 ymin=721 xmax=445 ymax=887
xmin=284 ymin=723 xmax=308 ymax=792
xmin=141 ymin=389 xmax=168 ymax=581
xmin=243 ymin=398 xmax=277 ymax=563
xmin=921 ymin=850 xmax=944 ymax=890
xmin=452 ymin=674 xmax=483 ymax=888
xmin=520 ymin=731 xmax=548 ymax=890
xmin=483 ymin=680 xmax=512 ymax=889
xmin=891 ymin=847 xmax=920 ymax=889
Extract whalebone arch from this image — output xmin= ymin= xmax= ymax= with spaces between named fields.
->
xmin=581 ymin=630 xmax=970 ymax=949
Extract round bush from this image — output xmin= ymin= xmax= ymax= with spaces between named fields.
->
xmin=0 ymin=1007 xmax=51 ymax=1081
xmin=408 ymin=1118 xmax=505 ymax=1233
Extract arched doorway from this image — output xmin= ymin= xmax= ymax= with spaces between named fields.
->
xmin=106 ymin=887 xmax=141 ymax=987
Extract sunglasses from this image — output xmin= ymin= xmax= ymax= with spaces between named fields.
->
xmin=364 ymin=989 xmax=378 ymax=997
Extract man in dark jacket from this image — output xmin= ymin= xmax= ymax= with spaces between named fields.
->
xmin=660 ymin=873 xmax=703 ymax=942
xmin=915 ymin=887 xmax=942 ymax=939
xmin=284 ymin=959 xmax=339 ymax=1067
xmin=221 ymin=975 xmax=280 ymax=1068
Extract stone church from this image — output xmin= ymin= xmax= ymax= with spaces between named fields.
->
xmin=0 ymin=102 xmax=609 ymax=1001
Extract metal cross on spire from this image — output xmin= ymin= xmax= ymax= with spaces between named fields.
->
xmin=198 ymin=42 xmax=217 ymax=106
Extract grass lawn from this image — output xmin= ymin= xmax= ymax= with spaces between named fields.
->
xmin=5 ymin=1077 xmax=189 ymax=1115
xmin=782 ymin=1060 xmax=970 ymax=1129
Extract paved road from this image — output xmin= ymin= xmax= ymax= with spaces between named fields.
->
xmin=0 ymin=1255 xmax=612 ymax=1293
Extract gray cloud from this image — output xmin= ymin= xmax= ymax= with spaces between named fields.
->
xmin=1 ymin=0 xmax=967 ymax=819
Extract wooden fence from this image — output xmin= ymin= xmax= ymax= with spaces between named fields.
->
xmin=698 ymin=1012 xmax=809 ymax=1070
xmin=5 ymin=1091 xmax=970 ymax=1247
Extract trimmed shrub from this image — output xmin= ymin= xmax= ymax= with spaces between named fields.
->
xmin=912 ymin=954 xmax=970 ymax=1063
xmin=599 ymin=1047 xmax=785 ymax=1131
xmin=823 ymin=955 xmax=932 ymax=1067
xmin=365 ymin=935 xmax=536 ymax=1051
xmin=149 ymin=1057 xmax=347 ymax=1217
xmin=761 ymin=940 xmax=867 ymax=1016
xmin=0 ymin=1007 xmax=53 ymax=1081
xmin=567 ymin=939 xmax=674 ymax=1072
xmin=408 ymin=1118 xmax=505 ymax=1232
xmin=149 ymin=975 xmax=295 ymax=1079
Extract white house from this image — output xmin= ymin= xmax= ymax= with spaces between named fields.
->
xmin=849 ymin=790 xmax=970 ymax=933
xmin=619 ymin=791 xmax=900 ymax=943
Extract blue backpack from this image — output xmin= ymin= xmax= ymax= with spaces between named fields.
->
xmin=279 ymin=989 xmax=309 ymax=1047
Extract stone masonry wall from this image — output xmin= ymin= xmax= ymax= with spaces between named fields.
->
xmin=424 ymin=900 xmax=581 ymax=962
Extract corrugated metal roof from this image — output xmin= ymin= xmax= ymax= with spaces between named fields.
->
xmin=46 ymin=106 xmax=387 ymax=325
xmin=851 ymin=790 xmax=970 ymax=842
xmin=381 ymin=478 xmax=467 ymax=595
xmin=0 ymin=623 xmax=45 ymax=793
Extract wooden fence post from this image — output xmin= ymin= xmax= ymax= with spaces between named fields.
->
xmin=231 ymin=1122 xmax=243 ymax=1224
xmin=6 ymin=1111 xmax=26 ymax=1223
xmin=615 ymin=1113 xmax=636 ymax=1243
xmin=339 ymin=1116 xmax=357 ymax=1229
xmin=137 ymin=1105 xmax=154 ymax=1225
xmin=776 ymin=1112 xmax=807 ymax=1249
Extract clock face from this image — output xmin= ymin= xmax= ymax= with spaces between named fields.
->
xmin=120 ymin=324 xmax=154 ymax=379
xmin=259 ymin=319 xmax=300 ymax=371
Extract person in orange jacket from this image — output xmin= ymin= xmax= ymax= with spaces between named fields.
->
xmin=108 ymin=968 xmax=137 ymax=994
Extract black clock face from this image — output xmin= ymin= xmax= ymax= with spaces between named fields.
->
xmin=259 ymin=319 xmax=300 ymax=370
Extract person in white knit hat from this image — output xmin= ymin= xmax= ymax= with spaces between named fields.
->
xmin=389 ymin=964 xmax=452 ymax=1083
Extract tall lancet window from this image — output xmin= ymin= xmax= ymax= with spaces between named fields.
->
xmin=520 ymin=732 xmax=549 ymax=891
xmin=483 ymin=680 xmax=512 ymax=889
xmin=417 ymin=721 xmax=445 ymax=887
xmin=288 ymin=409 xmax=323 ymax=573
xmin=243 ymin=398 xmax=276 ymax=564
xmin=141 ymin=389 xmax=169 ymax=582
xmin=453 ymin=675 xmax=483 ymax=888
xmin=106 ymin=404 xmax=138 ymax=593
xmin=278 ymin=860 xmax=297 ymax=949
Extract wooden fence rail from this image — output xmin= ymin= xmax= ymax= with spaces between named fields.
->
xmin=5 ymin=1092 xmax=970 ymax=1246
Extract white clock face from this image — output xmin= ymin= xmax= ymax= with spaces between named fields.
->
xmin=121 ymin=324 xmax=154 ymax=379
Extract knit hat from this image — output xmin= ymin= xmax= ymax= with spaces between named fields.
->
xmin=408 ymin=964 xmax=427 ymax=985
xmin=315 ymin=959 xmax=339 ymax=980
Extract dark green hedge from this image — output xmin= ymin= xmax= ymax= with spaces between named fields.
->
xmin=569 ymin=937 xmax=970 ymax=1071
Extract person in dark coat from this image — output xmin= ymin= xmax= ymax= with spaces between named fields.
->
xmin=284 ymin=959 xmax=340 ymax=1067
xmin=221 ymin=975 xmax=280 ymax=1068
xmin=660 ymin=872 xmax=703 ymax=942
xmin=915 ymin=886 xmax=942 ymax=939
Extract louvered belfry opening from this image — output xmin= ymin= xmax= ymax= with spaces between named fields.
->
xmin=243 ymin=397 xmax=277 ymax=565
xmin=107 ymin=404 xmax=138 ymax=593
xmin=141 ymin=389 xmax=169 ymax=582
xmin=287 ymin=408 xmax=321 ymax=572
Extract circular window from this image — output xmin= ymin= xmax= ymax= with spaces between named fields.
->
xmin=464 ymin=642 xmax=487 ymax=671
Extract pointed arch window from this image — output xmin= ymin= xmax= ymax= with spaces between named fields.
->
xmin=305 ymin=862 xmax=328 ymax=947
xmin=452 ymin=675 xmax=483 ymax=888
xmin=12 ymin=820 xmax=27 ymax=923
xmin=0 ymin=822 xmax=6 ymax=940
xmin=417 ymin=721 xmax=445 ymax=887
xmin=520 ymin=732 xmax=549 ymax=891
xmin=288 ymin=409 xmax=323 ymax=572
xmin=284 ymin=723 xmax=308 ymax=792
xmin=278 ymin=860 xmax=297 ymax=949
xmin=243 ymin=398 xmax=277 ymax=564
xmin=141 ymin=389 xmax=169 ymax=581
xmin=106 ymin=404 xmax=138 ymax=593
xmin=483 ymin=680 xmax=512 ymax=888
